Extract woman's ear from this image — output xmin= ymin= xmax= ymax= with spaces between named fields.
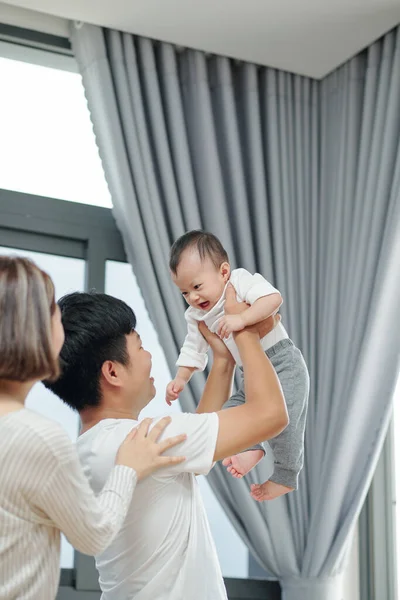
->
xmin=220 ymin=262 xmax=231 ymax=282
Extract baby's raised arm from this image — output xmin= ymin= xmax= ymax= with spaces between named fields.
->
xmin=166 ymin=315 xmax=209 ymax=404
xmin=166 ymin=366 xmax=197 ymax=405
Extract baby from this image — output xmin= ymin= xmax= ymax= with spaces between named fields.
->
xmin=166 ymin=230 xmax=309 ymax=501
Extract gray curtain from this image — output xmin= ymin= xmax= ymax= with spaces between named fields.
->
xmin=71 ymin=23 xmax=400 ymax=600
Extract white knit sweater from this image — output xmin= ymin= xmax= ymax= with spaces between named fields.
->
xmin=0 ymin=408 xmax=137 ymax=600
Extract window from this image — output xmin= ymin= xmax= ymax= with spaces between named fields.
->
xmin=0 ymin=53 xmax=111 ymax=208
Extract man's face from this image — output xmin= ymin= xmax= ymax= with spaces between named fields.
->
xmin=122 ymin=331 xmax=156 ymax=412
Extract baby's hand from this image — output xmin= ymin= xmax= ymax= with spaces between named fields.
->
xmin=217 ymin=314 xmax=246 ymax=339
xmin=166 ymin=378 xmax=186 ymax=406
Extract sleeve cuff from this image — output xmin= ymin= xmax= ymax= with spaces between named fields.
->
xmin=101 ymin=465 xmax=138 ymax=513
xmin=196 ymin=413 xmax=220 ymax=475
xmin=176 ymin=352 xmax=208 ymax=371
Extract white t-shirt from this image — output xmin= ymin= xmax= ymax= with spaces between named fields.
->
xmin=177 ymin=268 xmax=289 ymax=370
xmin=76 ymin=412 xmax=227 ymax=600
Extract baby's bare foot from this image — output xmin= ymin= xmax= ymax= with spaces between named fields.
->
xmin=250 ymin=480 xmax=293 ymax=502
xmin=222 ymin=449 xmax=264 ymax=479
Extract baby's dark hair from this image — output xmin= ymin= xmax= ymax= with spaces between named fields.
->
xmin=169 ymin=230 xmax=229 ymax=274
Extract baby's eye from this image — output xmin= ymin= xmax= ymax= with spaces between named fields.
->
xmin=182 ymin=292 xmax=188 ymax=297
xmin=194 ymin=284 xmax=201 ymax=290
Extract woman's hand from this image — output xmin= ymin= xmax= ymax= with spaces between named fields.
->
xmin=116 ymin=417 xmax=186 ymax=480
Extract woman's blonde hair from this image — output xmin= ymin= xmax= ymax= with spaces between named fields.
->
xmin=0 ymin=256 xmax=60 ymax=382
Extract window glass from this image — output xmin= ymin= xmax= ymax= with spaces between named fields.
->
xmin=0 ymin=55 xmax=111 ymax=208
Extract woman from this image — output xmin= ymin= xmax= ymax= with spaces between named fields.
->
xmin=0 ymin=256 xmax=186 ymax=600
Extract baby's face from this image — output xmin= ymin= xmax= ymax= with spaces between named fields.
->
xmin=172 ymin=251 xmax=230 ymax=312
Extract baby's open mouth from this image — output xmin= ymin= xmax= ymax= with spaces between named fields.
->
xmin=199 ymin=301 xmax=210 ymax=310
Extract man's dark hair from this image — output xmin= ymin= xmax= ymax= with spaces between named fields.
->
xmin=44 ymin=292 xmax=136 ymax=412
xmin=169 ymin=230 xmax=229 ymax=275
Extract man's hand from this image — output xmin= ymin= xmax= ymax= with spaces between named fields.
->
xmin=198 ymin=321 xmax=235 ymax=363
xmin=222 ymin=283 xmax=281 ymax=338
xmin=224 ymin=283 xmax=248 ymax=315
xmin=254 ymin=313 xmax=281 ymax=338
xmin=217 ymin=314 xmax=246 ymax=339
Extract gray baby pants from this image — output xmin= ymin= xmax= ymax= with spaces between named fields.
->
xmin=224 ymin=339 xmax=309 ymax=490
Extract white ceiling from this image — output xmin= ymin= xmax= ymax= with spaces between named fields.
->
xmin=1 ymin=0 xmax=400 ymax=78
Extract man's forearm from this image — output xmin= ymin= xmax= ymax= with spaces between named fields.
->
xmin=213 ymin=331 xmax=288 ymax=461
xmin=196 ymin=358 xmax=235 ymax=414
xmin=234 ymin=328 xmax=286 ymax=420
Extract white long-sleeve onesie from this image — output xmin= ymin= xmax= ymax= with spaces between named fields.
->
xmin=176 ymin=268 xmax=288 ymax=370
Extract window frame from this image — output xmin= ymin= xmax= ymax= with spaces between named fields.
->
xmin=0 ymin=22 xmax=71 ymax=54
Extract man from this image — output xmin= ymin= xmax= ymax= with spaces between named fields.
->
xmin=46 ymin=285 xmax=287 ymax=599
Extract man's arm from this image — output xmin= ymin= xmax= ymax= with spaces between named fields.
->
xmin=213 ymin=285 xmax=288 ymax=462
xmin=196 ymin=353 xmax=235 ymax=414
xmin=196 ymin=314 xmax=280 ymax=414
xmin=148 ymin=313 xmax=286 ymax=477
xmin=154 ymin=296 xmax=285 ymax=477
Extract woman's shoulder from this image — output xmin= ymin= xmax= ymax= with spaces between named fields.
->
xmin=5 ymin=408 xmax=75 ymax=463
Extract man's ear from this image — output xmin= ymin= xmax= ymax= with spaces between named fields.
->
xmin=220 ymin=262 xmax=231 ymax=282
xmin=101 ymin=360 xmax=123 ymax=388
